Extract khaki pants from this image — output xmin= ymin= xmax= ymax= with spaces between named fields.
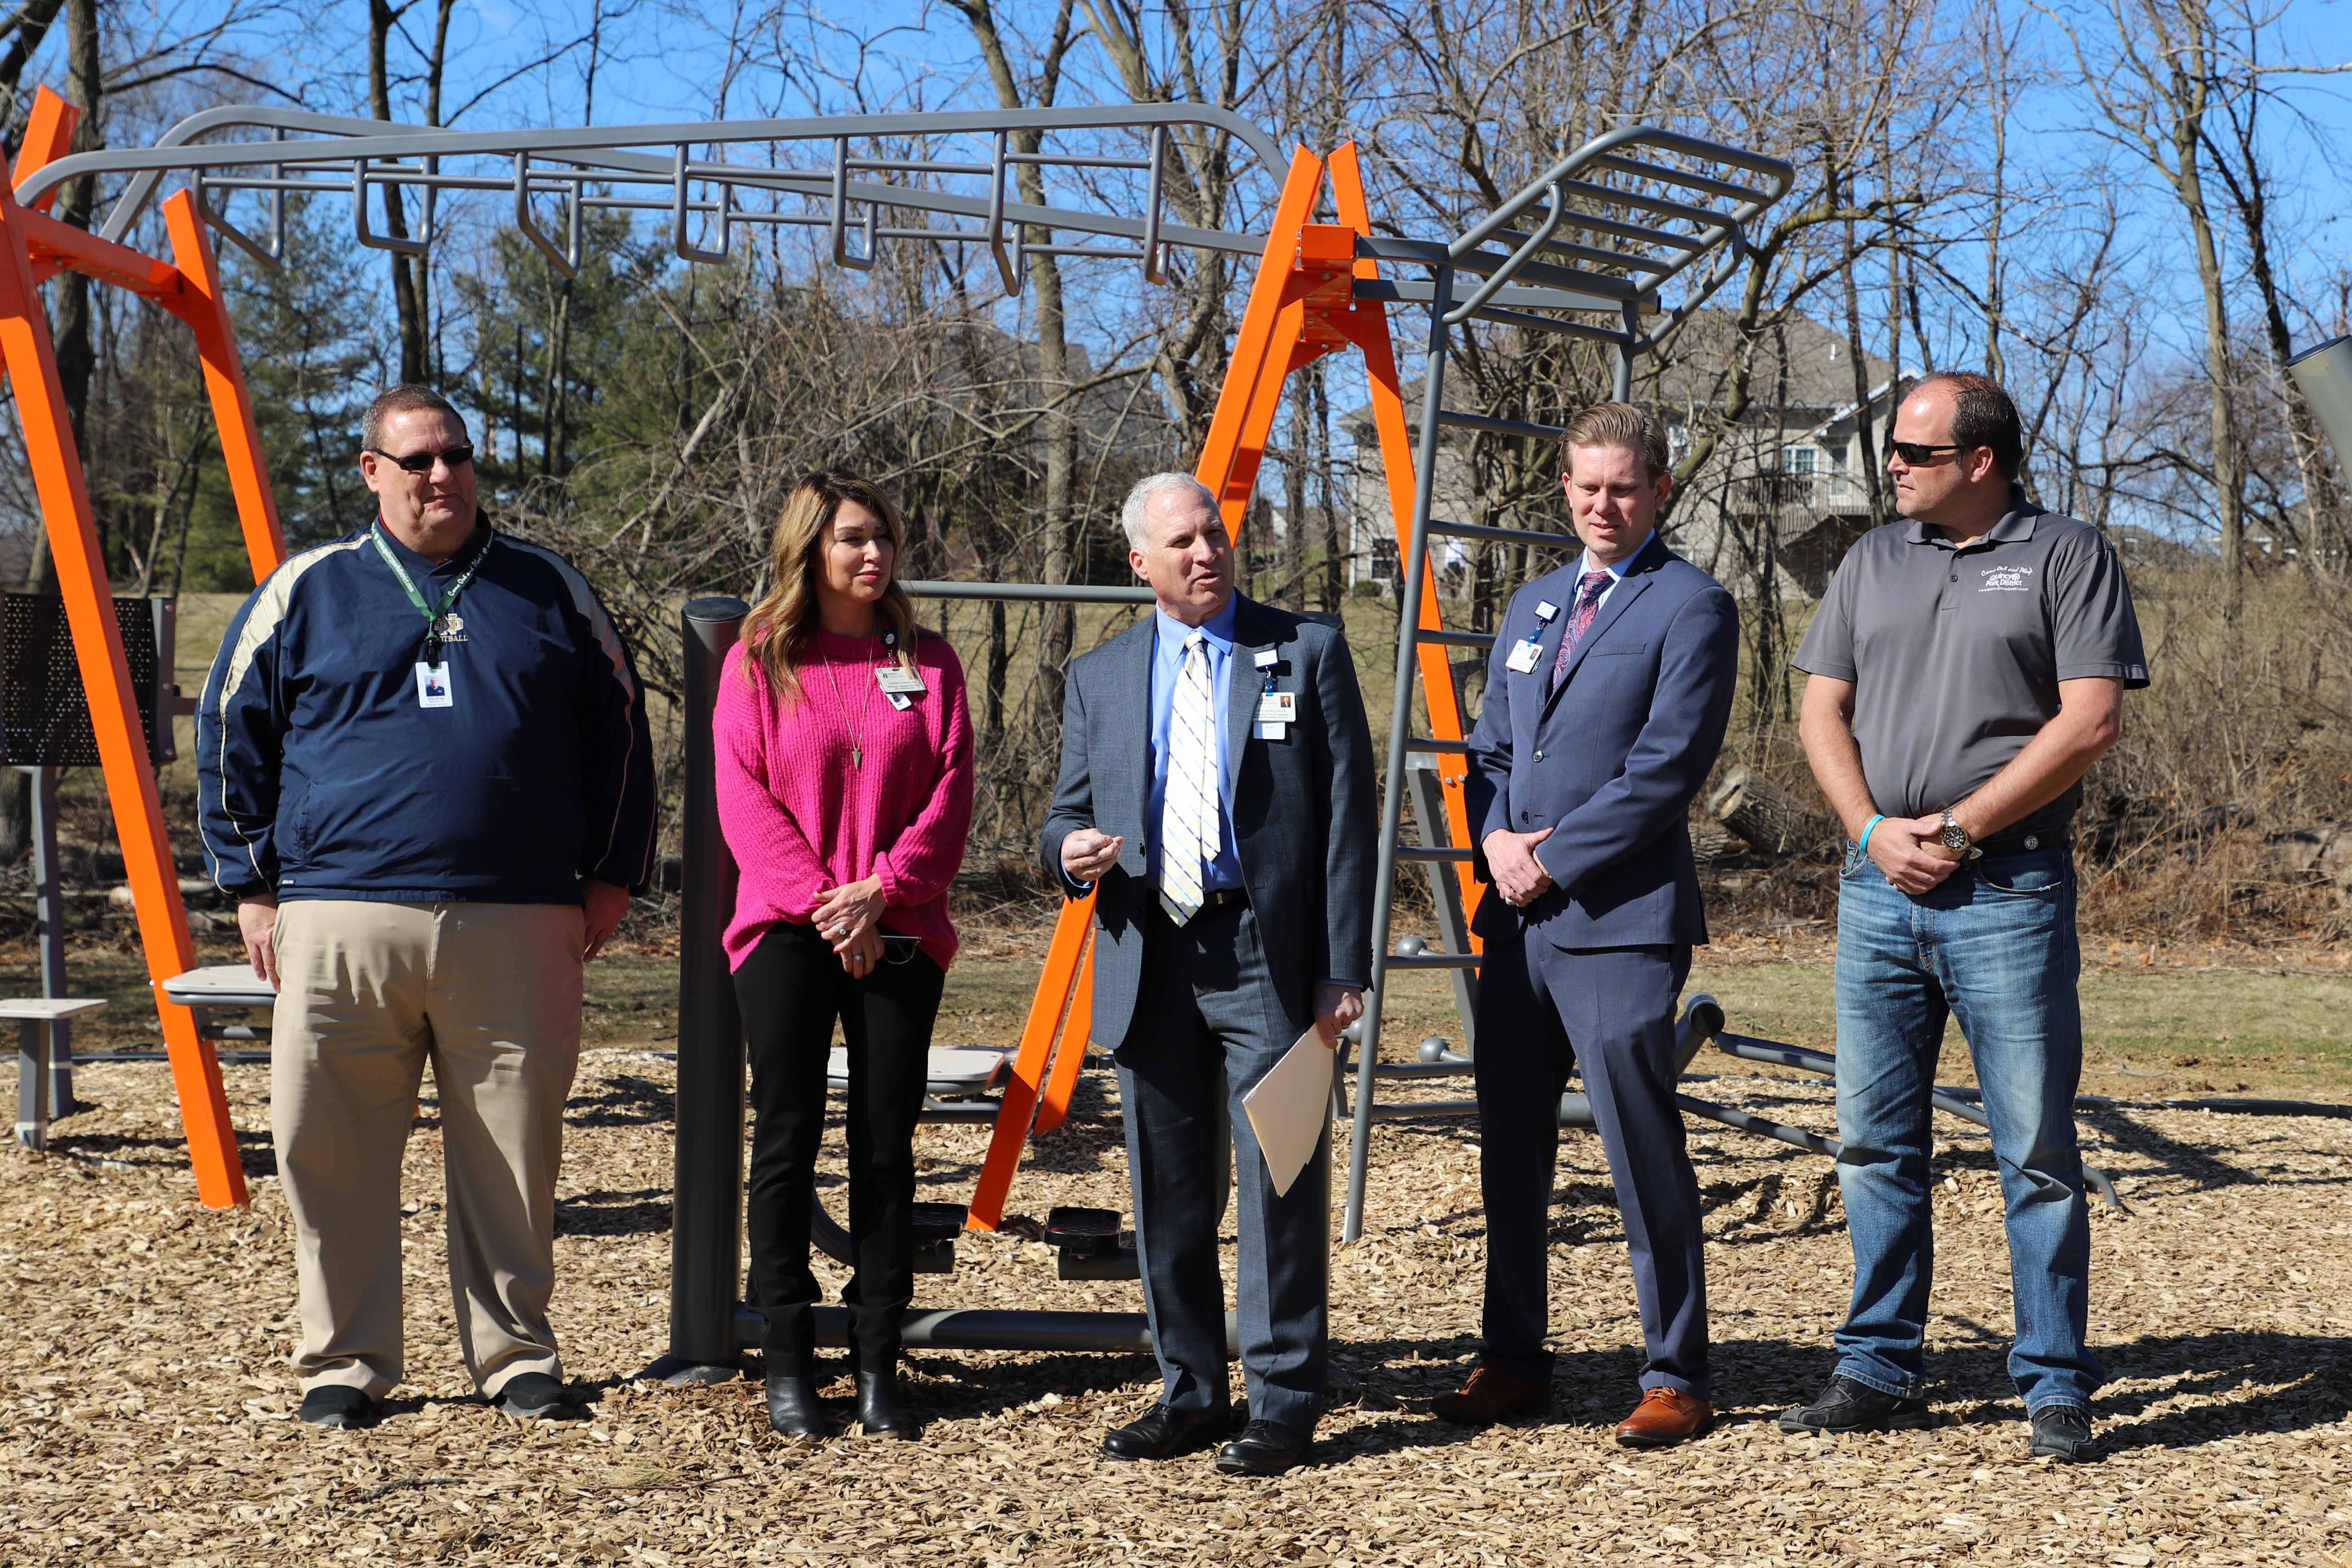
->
xmin=271 ymin=900 xmax=585 ymax=1398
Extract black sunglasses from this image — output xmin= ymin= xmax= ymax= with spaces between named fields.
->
xmin=1885 ymin=440 xmax=1973 ymax=466
xmin=367 ymin=443 xmax=476 ymax=473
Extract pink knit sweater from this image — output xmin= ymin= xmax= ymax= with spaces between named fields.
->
xmin=714 ymin=628 xmax=975 ymax=974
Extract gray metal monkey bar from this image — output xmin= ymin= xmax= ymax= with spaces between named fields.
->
xmin=22 ymin=103 xmax=1283 ymax=288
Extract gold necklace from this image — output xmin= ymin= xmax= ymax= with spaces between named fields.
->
xmin=818 ymin=636 xmax=876 ymax=768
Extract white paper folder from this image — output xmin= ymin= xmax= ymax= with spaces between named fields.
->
xmin=1242 ymin=1028 xmax=1337 ymax=1197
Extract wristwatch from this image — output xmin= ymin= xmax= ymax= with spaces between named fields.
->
xmin=1939 ymin=808 xmax=1972 ymax=854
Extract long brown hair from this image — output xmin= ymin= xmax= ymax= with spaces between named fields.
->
xmin=739 ymin=468 xmax=919 ymax=706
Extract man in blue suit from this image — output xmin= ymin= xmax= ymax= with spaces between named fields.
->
xmin=1042 ymin=472 xmax=1376 ymax=1477
xmin=1433 ymin=403 xmax=1740 ymax=1447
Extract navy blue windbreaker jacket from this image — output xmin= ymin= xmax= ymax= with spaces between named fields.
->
xmin=197 ymin=517 xmax=658 ymax=905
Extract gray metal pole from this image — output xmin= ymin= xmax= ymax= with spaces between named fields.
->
xmin=28 ymin=768 xmax=68 ymax=1113
xmin=645 ymin=596 xmax=751 ymax=1385
xmin=1343 ymin=269 xmax=1455 ymax=1244
xmin=1613 ymin=302 xmax=1637 ymax=402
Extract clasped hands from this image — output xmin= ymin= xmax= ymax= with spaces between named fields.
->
xmin=1482 ymin=826 xmax=1555 ymax=908
xmin=1865 ymin=813 xmax=1965 ymax=896
xmin=812 ymin=875 xmax=888 ymax=976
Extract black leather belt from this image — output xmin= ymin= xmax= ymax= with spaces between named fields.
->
xmin=1974 ymin=826 xmax=2070 ymax=857
xmin=1194 ymin=886 xmax=1249 ymax=914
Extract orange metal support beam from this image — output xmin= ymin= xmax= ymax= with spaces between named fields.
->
xmin=160 ymin=191 xmax=288 ymax=579
xmin=0 ymin=180 xmax=246 ymax=1207
xmin=1196 ymin=147 xmax=1327 ymax=538
xmin=9 ymin=87 xmax=79 ymax=214
xmin=963 ymin=894 xmax=1093 ymax=1232
xmin=1032 ymin=931 xmax=1094 ymax=1135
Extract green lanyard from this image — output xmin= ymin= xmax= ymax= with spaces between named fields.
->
xmin=371 ymin=523 xmax=490 ymax=666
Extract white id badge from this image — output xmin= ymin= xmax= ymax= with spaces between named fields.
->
xmin=1253 ymin=721 xmax=1289 ymax=741
xmin=1505 ymin=638 xmax=1544 ymax=674
xmin=885 ymin=691 xmax=913 ymax=712
xmin=876 ymin=666 xmax=927 ymax=696
xmin=415 ymin=661 xmax=454 ymax=708
xmin=1252 ymin=648 xmax=1280 ymax=670
xmin=1256 ymin=691 xmax=1297 ymax=724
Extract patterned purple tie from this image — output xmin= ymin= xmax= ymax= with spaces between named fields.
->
xmin=1548 ymin=570 xmax=1614 ymax=691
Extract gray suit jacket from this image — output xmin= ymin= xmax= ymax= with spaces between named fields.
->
xmin=1464 ymin=534 xmax=1739 ymax=950
xmin=1042 ymin=594 xmax=1376 ymax=1046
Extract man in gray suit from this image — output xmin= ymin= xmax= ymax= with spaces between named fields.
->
xmin=1043 ymin=471 xmax=1375 ymax=1477
xmin=1433 ymin=403 xmax=1739 ymax=1447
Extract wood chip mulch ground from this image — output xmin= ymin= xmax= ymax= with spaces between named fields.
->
xmin=4 ymin=1048 xmax=2349 ymax=1567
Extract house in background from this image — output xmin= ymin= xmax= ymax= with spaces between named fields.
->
xmin=1338 ymin=309 xmax=1918 ymax=602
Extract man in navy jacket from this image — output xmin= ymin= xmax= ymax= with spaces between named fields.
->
xmin=1434 ymin=403 xmax=1739 ymax=1447
xmin=199 ymin=384 xmax=656 ymax=1431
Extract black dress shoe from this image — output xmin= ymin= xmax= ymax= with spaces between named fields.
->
xmin=1777 ymin=1373 xmax=1934 ymax=1435
xmin=1101 ymin=1402 xmax=1231 ymax=1461
xmin=1216 ymin=1419 xmax=1310 ymax=1477
xmin=299 ymin=1385 xmax=381 ymax=1430
xmin=855 ymin=1370 xmax=920 ymax=1439
xmin=496 ymin=1372 xmax=584 ymax=1422
xmin=766 ymin=1370 xmax=829 ymax=1439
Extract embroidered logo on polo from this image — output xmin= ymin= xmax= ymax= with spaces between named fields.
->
xmin=435 ymin=612 xmax=468 ymax=642
xmin=1979 ymin=565 xmax=2034 ymax=593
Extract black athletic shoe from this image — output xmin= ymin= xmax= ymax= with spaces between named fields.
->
xmin=299 ymin=1385 xmax=382 ymax=1430
xmin=1777 ymin=1374 xmax=1934 ymax=1434
xmin=495 ymin=1372 xmax=583 ymax=1422
xmin=2029 ymin=1405 xmax=2096 ymax=1462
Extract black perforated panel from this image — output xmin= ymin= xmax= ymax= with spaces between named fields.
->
xmin=0 ymin=593 xmax=169 ymax=766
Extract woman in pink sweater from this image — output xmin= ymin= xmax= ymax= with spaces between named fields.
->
xmin=714 ymin=468 xmax=973 ymax=1443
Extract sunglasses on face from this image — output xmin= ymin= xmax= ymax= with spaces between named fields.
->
xmin=1886 ymin=440 xmax=1970 ymax=466
xmin=367 ymin=444 xmax=476 ymax=473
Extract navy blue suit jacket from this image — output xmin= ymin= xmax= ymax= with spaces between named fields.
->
xmin=1464 ymin=535 xmax=1739 ymax=950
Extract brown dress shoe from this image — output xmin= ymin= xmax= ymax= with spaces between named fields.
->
xmin=1433 ymin=1365 xmax=1551 ymax=1425
xmin=1614 ymin=1387 xmax=1715 ymax=1447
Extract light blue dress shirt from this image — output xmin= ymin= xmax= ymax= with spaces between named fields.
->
xmin=1147 ymin=596 xmax=1244 ymax=893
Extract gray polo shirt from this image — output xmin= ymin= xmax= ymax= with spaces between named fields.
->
xmin=1792 ymin=487 xmax=2148 ymax=838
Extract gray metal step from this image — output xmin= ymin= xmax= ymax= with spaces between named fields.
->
xmin=1415 ymin=627 xmax=1495 ymax=648
xmin=1428 ymin=519 xmax=1577 ymax=549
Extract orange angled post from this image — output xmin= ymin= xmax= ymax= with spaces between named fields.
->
xmin=160 ymin=190 xmax=285 ymax=581
xmin=0 ymin=179 xmax=246 ymax=1207
xmin=1033 ymin=931 xmax=1094 ymax=1134
xmin=1196 ymin=146 xmax=1326 ymax=540
xmin=9 ymin=87 xmax=80 ymax=213
xmin=964 ymin=893 xmax=1094 ymax=1231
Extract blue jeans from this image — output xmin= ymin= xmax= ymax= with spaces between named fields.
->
xmin=1831 ymin=841 xmax=2103 ymax=1412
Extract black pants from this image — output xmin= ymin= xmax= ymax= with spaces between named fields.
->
xmin=735 ymin=922 xmax=943 ymax=1375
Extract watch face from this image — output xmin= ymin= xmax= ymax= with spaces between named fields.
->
xmin=1942 ymin=823 xmax=1968 ymax=849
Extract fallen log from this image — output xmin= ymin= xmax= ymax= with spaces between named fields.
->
xmin=1708 ymin=768 xmax=1834 ymax=857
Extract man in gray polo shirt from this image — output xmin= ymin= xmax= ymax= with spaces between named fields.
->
xmin=1782 ymin=371 xmax=2147 ymax=1462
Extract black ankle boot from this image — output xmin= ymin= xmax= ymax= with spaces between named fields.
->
xmin=766 ymin=1369 xmax=828 ymax=1439
xmin=855 ymin=1369 xmax=919 ymax=1439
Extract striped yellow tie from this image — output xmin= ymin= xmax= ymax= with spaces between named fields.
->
xmin=1158 ymin=632 xmax=1220 ymax=924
